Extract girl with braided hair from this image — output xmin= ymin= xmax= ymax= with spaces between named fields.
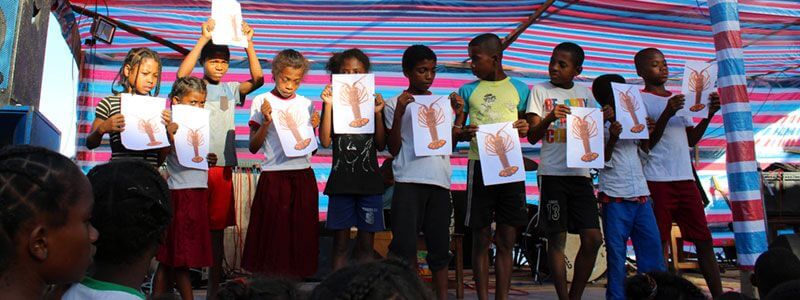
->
xmin=62 ymin=160 xmax=172 ymax=300
xmin=85 ymin=47 xmax=174 ymax=168
xmin=0 ymin=145 xmax=99 ymax=300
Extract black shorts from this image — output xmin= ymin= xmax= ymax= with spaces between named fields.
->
xmin=538 ymin=175 xmax=600 ymax=234
xmin=388 ymin=183 xmax=452 ymax=271
xmin=465 ymin=160 xmax=528 ymax=229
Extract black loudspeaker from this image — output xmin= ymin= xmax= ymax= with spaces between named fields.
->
xmin=763 ymin=172 xmax=800 ymax=217
xmin=0 ymin=0 xmax=50 ymax=108
xmin=769 ymin=234 xmax=800 ymax=261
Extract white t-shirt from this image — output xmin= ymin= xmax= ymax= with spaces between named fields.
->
xmin=527 ymin=81 xmax=598 ymax=177
xmin=641 ymin=91 xmax=696 ymax=182
xmin=598 ymin=123 xmax=650 ymax=198
xmin=206 ymin=81 xmax=241 ymax=167
xmin=249 ymin=92 xmax=313 ymax=171
xmin=384 ymin=95 xmax=451 ymax=189
xmin=166 ymin=150 xmax=207 ymax=190
xmin=63 ymin=277 xmax=145 ymax=300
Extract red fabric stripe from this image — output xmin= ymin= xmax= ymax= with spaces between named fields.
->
xmin=726 ymin=141 xmax=756 ymax=163
xmin=713 ymin=30 xmax=743 ymax=50
xmin=719 ymin=85 xmax=750 ymax=104
xmin=729 ymin=200 xmax=766 ymax=222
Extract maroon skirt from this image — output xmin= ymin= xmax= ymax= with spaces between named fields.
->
xmin=241 ymin=168 xmax=319 ymax=278
xmin=156 ymin=189 xmax=212 ymax=267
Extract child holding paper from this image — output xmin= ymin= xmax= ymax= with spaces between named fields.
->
xmin=242 ymin=49 xmax=321 ymax=278
xmin=454 ymin=33 xmax=529 ymax=300
xmin=635 ymin=47 xmax=722 ymax=298
xmin=525 ymin=42 xmax=606 ymax=300
xmin=85 ymin=47 xmax=171 ymax=168
xmin=384 ymin=45 xmax=462 ymax=300
xmin=175 ymin=17 xmax=264 ymax=298
xmin=152 ymin=76 xmax=214 ymax=300
xmin=592 ymin=74 xmax=665 ymax=300
xmin=318 ymin=48 xmax=386 ymax=272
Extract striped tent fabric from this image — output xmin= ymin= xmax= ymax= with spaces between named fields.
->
xmin=70 ymin=1 xmax=799 ymax=249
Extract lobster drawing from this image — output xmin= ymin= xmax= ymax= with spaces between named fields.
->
xmin=186 ymin=126 xmax=206 ymax=163
xmin=687 ymin=65 xmax=713 ymax=112
xmin=337 ymin=75 xmax=371 ymax=128
xmin=480 ymin=123 xmax=519 ymax=177
xmin=137 ymin=117 xmax=163 ymax=146
xmin=277 ymin=106 xmax=312 ymax=150
xmin=416 ymin=97 xmax=447 ymax=149
xmin=616 ymin=86 xmax=645 ymax=133
xmin=571 ymin=110 xmax=599 ymax=162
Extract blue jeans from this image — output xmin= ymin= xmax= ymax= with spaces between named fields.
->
xmin=602 ymin=199 xmax=666 ymax=300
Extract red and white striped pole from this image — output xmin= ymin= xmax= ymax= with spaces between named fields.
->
xmin=708 ymin=0 xmax=767 ymax=271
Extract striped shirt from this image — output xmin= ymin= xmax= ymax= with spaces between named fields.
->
xmin=95 ymin=95 xmax=160 ymax=168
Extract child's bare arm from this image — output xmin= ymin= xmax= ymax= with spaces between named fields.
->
xmin=238 ymin=21 xmax=264 ymax=99
xmin=527 ymin=104 xmax=569 ymax=145
xmin=649 ymin=94 xmax=685 ymax=149
xmin=387 ymin=92 xmax=413 ymax=156
xmin=177 ymin=19 xmax=214 ymax=79
xmin=249 ymin=101 xmax=272 ymax=154
xmin=318 ymin=85 xmax=333 ymax=148
xmin=605 ymin=121 xmax=622 ymax=162
xmin=373 ymin=94 xmax=387 ymax=151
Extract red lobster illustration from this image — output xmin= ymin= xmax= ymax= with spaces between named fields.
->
xmin=615 ymin=86 xmax=645 ymax=133
xmin=337 ymin=75 xmax=371 ymax=128
xmin=571 ymin=111 xmax=599 ymax=162
xmin=186 ymin=126 xmax=206 ymax=163
xmin=480 ymin=123 xmax=519 ymax=177
xmin=277 ymin=106 xmax=312 ymax=150
xmin=137 ymin=117 xmax=163 ymax=146
xmin=687 ymin=65 xmax=713 ymax=112
xmin=416 ymin=97 xmax=447 ymax=149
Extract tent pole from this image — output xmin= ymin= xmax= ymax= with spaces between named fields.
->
xmin=708 ymin=1 xmax=767 ymax=297
xmin=501 ymin=0 xmax=556 ymax=50
xmin=71 ymin=5 xmax=190 ymax=55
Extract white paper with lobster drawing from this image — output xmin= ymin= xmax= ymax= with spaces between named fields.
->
xmin=408 ymin=95 xmax=452 ymax=156
xmin=269 ymin=97 xmax=318 ymax=157
xmin=566 ymin=107 xmax=604 ymax=169
xmin=172 ymin=105 xmax=210 ymax=170
xmin=211 ymin=0 xmax=248 ymax=48
xmin=476 ymin=122 xmax=525 ymax=185
xmin=611 ymin=82 xmax=649 ymax=140
xmin=120 ymin=94 xmax=169 ymax=151
xmin=679 ymin=60 xmax=717 ymax=118
xmin=332 ymin=74 xmax=375 ymax=134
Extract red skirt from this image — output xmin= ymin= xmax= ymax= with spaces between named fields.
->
xmin=241 ymin=168 xmax=319 ymax=278
xmin=156 ymin=189 xmax=212 ymax=267
xmin=208 ymin=166 xmax=236 ymax=230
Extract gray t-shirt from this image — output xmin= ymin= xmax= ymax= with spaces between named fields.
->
xmin=206 ymin=82 xmax=240 ymax=166
xmin=384 ymin=95 xmax=451 ymax=189
xmin=527 ymin=82 xmax=598 ymax=177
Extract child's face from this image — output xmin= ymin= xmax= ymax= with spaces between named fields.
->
xmin=203 ymin=55 xmax=230 ymax=83
xmin=405 ymin=59 xmax=436 ymax=92
xmin=274 ymin=67 xmax=305 ymax=98
xmin=124 ymin=58 xmax=160 ymax=95
xmin=41 ymin=173 xmax=98 ymax=283
xmin=548 ymin=50 xmax=581 ymax=86
xmin=340 ymin=57 xmax=367 ymax=74
xmin=468 ymin=46 xmax=496 ymax=80
xmin=637 ymin=51 xmax=669 ymax=86
xmin=172 ymin=91 xmax=207 ymax=108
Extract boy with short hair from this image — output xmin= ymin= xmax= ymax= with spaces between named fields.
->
xmin=592 ymin=74 xmax=666 ymax=300
xmin=384 ymin=44 xmax=461 ymax=300
xmin=175 ymin=18 xmax=264 ymax=299
xmin=454 ymin=33 xmax=530 ymax=300
xmin=635 ymin=47 xmax=722 ymax=298
xmin=526 ymin=42 xmax=604 ymax=300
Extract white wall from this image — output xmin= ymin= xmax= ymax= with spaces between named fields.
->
xmin=39 ymin=12 xmax=80 ymax=157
